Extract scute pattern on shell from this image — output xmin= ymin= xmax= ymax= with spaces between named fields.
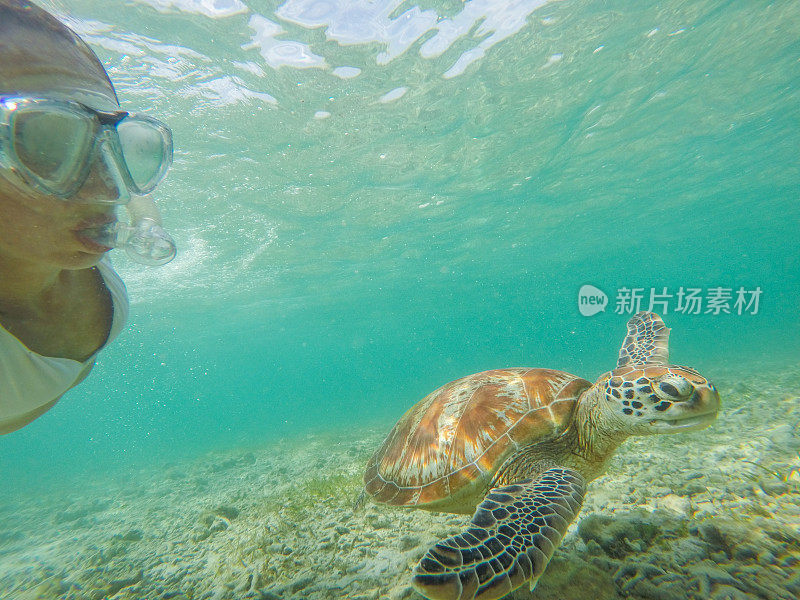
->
xmin=364 ymin=369 xmax=592 ymax=507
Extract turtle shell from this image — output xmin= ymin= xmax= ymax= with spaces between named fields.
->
xmin=364 ymin=368 xmax=591 ymax=509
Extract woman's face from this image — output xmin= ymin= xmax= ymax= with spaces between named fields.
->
xmin=0 ymin=92 xmax=127 ymax=270
xmin=0 ymin=6 xmax=126 ymax=270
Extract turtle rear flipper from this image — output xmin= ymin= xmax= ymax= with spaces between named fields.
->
xmin=412 ymin=468 xmax=585 ymax=600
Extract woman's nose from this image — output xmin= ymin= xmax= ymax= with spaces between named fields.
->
xmin=72 ymin=147 xmax=130 ymax=205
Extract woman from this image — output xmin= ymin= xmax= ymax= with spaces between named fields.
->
xmin=0 ymin=0 xmax=175 ymax=434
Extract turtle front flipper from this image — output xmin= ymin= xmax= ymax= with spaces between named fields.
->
xmin=412 ymin=468 xmax=585 ymax=600
xmin=617 ymin=311 xmax=670 ymax=368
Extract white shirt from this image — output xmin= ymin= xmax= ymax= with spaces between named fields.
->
xmin=0 ymin=256 xmax=128 ymax=423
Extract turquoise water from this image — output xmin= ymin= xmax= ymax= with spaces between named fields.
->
xmin=2 ymin=0 xmax=799 ymax=502
xmin=1 ymin=3 xmax=799 ymax=599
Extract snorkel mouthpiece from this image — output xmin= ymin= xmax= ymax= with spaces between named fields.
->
xmin=93 ymin=216 xmax=176 ymax=266
xmin=92 ymin=194 xmax=177 ymax=266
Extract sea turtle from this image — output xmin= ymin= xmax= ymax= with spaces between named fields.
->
xmin=363 ymin=311 xmax=720 ymax=600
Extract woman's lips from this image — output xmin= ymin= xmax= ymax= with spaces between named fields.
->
xmin=74 ymin=231 xmax=113 ymax=253
xmin=73 ymin=215 xmax=117 ymax=253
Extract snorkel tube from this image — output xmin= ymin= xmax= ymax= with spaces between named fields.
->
xmin=91 ymin=197 xmax=177 ymax=266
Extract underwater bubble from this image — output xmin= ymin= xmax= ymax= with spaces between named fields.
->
xmin=379 ymin=86 xmax=408 ymax=103
xmin=332 ymin=66 xmax=361 ymax=79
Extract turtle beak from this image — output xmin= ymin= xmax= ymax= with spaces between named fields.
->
xmin=650 ymin=385 xmax=721 ymax=432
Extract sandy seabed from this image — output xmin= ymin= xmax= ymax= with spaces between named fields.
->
xmin=1 ymin=366 xmax=799 ymax=600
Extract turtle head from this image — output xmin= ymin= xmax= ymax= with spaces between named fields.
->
xmin=597 ymin=365 xmax=720 ymax=434
xmin=596 ymin=311 xmax=720 ymax=435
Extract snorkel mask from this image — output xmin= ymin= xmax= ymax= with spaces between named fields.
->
xmin=0 ymin=94 xmax=176 ymax=265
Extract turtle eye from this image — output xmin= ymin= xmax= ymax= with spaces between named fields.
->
xmin=655 ymin=376 xmax=693 ymax=400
